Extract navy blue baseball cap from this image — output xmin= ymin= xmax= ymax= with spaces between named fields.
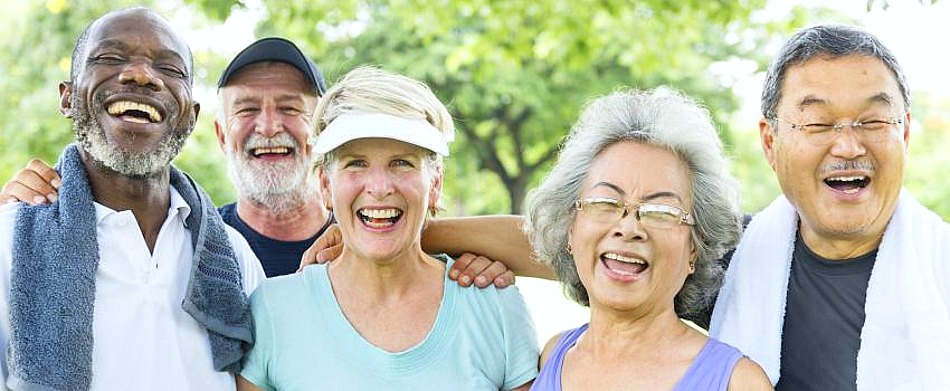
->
xmin=217 ymin=37 xmax=327 ymax=96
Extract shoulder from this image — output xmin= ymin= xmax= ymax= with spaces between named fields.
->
xmin=217 ymin=202 xmax=236 ymax=218
xmin=726 ymin=357 xmax=772 ymax=391
xmin=539 ymin=330 xmax=566 ymax=368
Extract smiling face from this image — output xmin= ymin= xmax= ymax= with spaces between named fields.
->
xmin=216 ymin=62 xmax=317 ymax=210
xmin=568 ymin=141 xmax=695 ymax=315
xmin=320 ymin=138 xmax=442 ymax=262
xmin=63 ymin=8 xmax=199 ymax=178
xmin=761 ymin=55 xmax=910 ymax=258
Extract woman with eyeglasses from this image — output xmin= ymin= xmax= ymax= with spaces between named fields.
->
xmin=525 ymin=89 xmax=772 ymax=390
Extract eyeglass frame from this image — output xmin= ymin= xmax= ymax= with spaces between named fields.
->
xmin=768 ymin=115 xmax=905 ymax=145
xmin=573 ymin=197 xmax=695 ymax=228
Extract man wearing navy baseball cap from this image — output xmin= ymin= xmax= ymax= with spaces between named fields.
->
xmin=214 ymin=37 xmax=333 ymax=277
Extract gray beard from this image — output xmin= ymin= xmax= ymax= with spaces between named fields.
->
xmin=225 ymin=145 xmax=313 ymax=216
xmin=72 ymin=95 xmax=189 ymax=178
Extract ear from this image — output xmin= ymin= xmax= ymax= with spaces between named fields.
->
xmin=190 ymin=101 xmax=201 ymax=129
xmin=214 ymin=119 xmax=227 ymax=151
xmin=759 ymin=117 xmax=778 ymax=171
xmin=319 ymin=166 xmax=333 ymax=210
xmin=59 ymin=82 xmax=72 ymax=118
xmin=427 ymin=163 xmax=444 ymax=213
xmin=901 ymin=111 xmax=912 ymax=149
xmin=688 ymin=248 xmax=697 ymax=275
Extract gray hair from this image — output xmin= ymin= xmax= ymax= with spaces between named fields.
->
xmin=524 ymin=88 xmax=742 ymax=317
xmin=761 ymin=24 xmax=910 ymax=120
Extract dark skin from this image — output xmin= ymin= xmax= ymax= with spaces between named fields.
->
xmin=62 ymin=8 xmax=199 ymax=251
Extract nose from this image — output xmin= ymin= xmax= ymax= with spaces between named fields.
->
xmin=117 ymin=61 xmax=164 ymax=91
xmin=254 ymin=104 xmax=283 ymax=137
xmin=828 ymin=125 xmax=867 ymax=160
xmin=365 ymin=166 xmax=395 ymax=199
xmin=611 ymin=210 xmax=647 ymax=242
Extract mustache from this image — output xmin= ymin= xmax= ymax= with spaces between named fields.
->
xmin=818 ymin=160 xmax=876 ymax=174
xmin=243 ymin=132 xmax=300 ymax=152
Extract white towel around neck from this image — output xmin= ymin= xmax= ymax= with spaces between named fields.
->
xmin=709 ymin=190 xmax=950 ymax=390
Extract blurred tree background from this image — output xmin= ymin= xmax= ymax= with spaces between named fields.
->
xmin=1 ymin=0 xmax=948 ymax=218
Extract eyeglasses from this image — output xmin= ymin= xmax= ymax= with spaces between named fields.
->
xmin=770 ymin=116 xmax=904 ymax=146
xmin=574 ymin=197 xmax=695 ymax=229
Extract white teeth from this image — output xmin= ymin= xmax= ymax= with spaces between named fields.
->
xmin=603 ymin=253 xmax=646 ymax=265
xmin=107 ymin=100 xmax=161 ymax=122
xmin=252 ymin=147 xmax=290 ymax=156
xmin=360 ymin=208 xmax=400 ymax=219
xmin=828 ymin=176 xmax=866 ymax=182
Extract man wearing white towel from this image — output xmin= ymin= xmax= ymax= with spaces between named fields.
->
xmin=706 ymin=24 xmax=950 ymax=390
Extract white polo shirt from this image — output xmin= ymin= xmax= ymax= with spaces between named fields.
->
xmin=0 ymin=188 xmax=266 ymax=390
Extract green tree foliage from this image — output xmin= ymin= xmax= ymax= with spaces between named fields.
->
xmin=188 ymin=0 xmax=818 ymax=214
xmin=6 ymin=1 xmax=947 ymax=221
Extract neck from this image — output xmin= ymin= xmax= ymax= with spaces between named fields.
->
xmin=799 ymin=222 xmax=885 ymax=260
xmin=235 ymin=194 xmax=329 ymax=241
xmin=583 ymin=303 xmax=691 ymax=354
xmin=330 ymin=246 xmax=443 ymax=301
xmin=81 ymin=152 xmax=171 ymax=252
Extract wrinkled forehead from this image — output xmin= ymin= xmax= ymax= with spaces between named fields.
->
xmin=84 ymin=9 xmax=192 ymax=70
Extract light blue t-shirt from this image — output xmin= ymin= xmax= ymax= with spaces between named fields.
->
xmin=241 ymin=256 xmax=539 ymax=390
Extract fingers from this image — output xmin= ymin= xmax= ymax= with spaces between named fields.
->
xmin=492 ymin=270 xmax=516 ymax=289
xmin=449 ymin=253 xmax=513 ymax=288
xmin=27 ymin=159 xmax=61 ymax=189
xmin=297 ymin=247 xmax=319 ymax=273
xmin=2 ymin=159 xmax=60 ymax=205
xmin=297 ymin=224 xmax=342 ymax=272
xmin=474 ymin=260 xmax=511 ymax=288
xmin=448 ymin=252 xmax=480 ymax=287
xmin=316 ymin=244 xmax=343 ymax=263
xmin=1 ymin=180 xmax=49 ymax=205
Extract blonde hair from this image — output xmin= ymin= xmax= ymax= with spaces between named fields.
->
xmin=310 ymin=66 xmax=454 ymax=142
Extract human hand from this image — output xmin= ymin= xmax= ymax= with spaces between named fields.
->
xmin=298 ymin=224 xmax=342 ymax=272
xmin=1 ymin=159 xmax=60 ymax=205
xmin=448 ymin=252 xmax=516 ymax=289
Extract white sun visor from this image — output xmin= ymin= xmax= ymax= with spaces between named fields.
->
xmin=313 ymin=112 xmax=452 ymax=156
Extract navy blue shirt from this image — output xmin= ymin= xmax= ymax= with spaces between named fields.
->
xmin=775 ymin=234 xmax=874 ymax=391
xmin=218 ymin=203 xmax=333 ymax=277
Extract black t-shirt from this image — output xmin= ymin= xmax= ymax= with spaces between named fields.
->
xmin=775 ymin=234 xmax=875 ymax=391
xmin=218 ymin=203 xmax=334 ymax=277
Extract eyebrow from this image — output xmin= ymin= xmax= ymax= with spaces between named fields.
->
xmin=91 ymin=39 xmax=188 ymax=67
xmin=590 ymin=182 xmax=685 ymax=204
xmin=795 ymin=92 xmax=898 ymax=112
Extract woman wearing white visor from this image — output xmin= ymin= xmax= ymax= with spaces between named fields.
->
xmin=237 ymin=66 xmax=539 ymax=390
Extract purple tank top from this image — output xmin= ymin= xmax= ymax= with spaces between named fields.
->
xmin=530 ymin=323 xmax=744 ymax=391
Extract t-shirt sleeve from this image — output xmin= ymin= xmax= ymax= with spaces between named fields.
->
xmin=240 ymin=285 xmax=277 ymax=391
xmin=497 ymin=285 xmax=540 ymax=390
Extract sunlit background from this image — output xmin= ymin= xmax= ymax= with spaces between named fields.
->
xmin=2 ymin=0 xmax=949 ymax=345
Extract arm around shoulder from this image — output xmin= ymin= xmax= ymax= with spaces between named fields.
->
xmin=727 ymin=357 xmax=774 ymax=391
xmin=422 ymin=215 xmax=554 ymax=279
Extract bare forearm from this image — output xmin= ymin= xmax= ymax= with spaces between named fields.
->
xmin=422 ymin=215 xmax=554 ymax=279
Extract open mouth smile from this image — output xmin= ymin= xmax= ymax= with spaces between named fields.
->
xmin=106 ymin=100 xmax=162 ymax=123
xmin=357 ymin=207 xmax=403 ymax=229
xmin=824 ymin=175 xmax=870 ymax=194
xmin=601 ymin=252 xmax=649 ymax=277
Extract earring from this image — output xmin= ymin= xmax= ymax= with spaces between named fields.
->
xmin=688 ymin=261 xmax=696 ymax=272
xmin=565 ymin=243 xmax=572 ymax=253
